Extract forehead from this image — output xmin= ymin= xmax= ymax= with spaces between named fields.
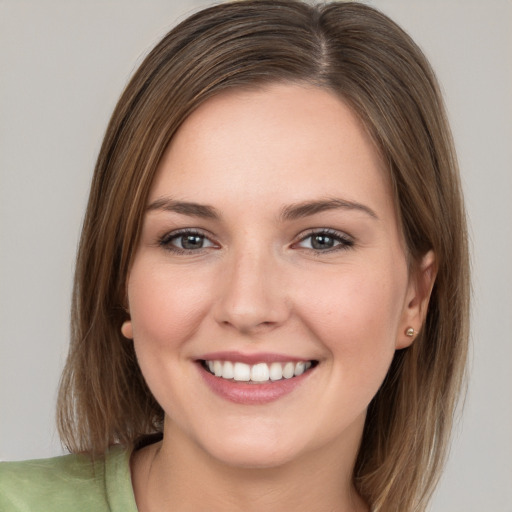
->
xmin=149 ymin=83 xmax=393 ymax=222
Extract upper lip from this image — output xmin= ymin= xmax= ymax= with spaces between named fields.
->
xmin=197 ymin=351 xmax=316 ymax=365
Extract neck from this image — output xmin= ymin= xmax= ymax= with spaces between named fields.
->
xmin=132 ymin=418 xmax=367 ymax=512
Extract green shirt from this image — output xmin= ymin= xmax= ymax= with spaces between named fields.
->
xmin=0 ymin=446 xmax=138 ymax=511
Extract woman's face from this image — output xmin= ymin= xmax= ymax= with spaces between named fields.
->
xmin=125 ymin=83 xmax=423 ymax=469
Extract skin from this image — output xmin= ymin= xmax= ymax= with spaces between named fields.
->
xmin=122 ymin=83 xmax=436 ymax=512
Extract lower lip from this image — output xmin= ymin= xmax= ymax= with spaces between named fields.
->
xmin=197 ymin=363 xmax=314 ymax=405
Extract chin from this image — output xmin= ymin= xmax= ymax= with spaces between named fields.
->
xmin=205 ymin=438 xmax=301 ymax=470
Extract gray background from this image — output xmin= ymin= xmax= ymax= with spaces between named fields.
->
xmin=1 ymin=1 xmax=511 ymax=510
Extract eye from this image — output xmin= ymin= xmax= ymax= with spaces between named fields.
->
xmin=159 ymin=229 xmax=216 ymax=253
xmin=295 ymin=229 xmax=353 ymax=252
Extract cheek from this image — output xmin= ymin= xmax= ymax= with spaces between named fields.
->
xmin=127 ymin=262 xmax=212 ymax=353
xmin=126 ymin=262 xmax=216 ymax=418
xmin=297 ymin=262 xmax=407 ymax=380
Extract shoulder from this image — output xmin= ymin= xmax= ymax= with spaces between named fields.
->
xmin=0 ymin=446 xmax=137 ymax=512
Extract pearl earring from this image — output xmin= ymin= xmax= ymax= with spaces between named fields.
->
xmin=405 ymin=327 xmax=416 ymax=337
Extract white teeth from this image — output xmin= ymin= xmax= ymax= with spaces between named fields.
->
xmin=233 ymin=362 xmax=251 ymax=381
xmin=269 ymin=362 xmax=283 ymax=381
xmin=251 ymin=363 xmax=270 ymax=382
xmin=294 ymin=361 xmax=306 ymax=376
xmin=213 ymin=360 xmax=223 ymax=377
xmin=205 ymin=360 xmax=314 ymax=382
xmin=222 ymin=361 xmax=234 ymax=379
xmin=282 ymin=362 xmax=295 ymax=379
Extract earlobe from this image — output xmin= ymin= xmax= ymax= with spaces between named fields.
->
xmin=121 ymin=319 xmax=134 ymax=339
xmin=396 ymin=250 xmax=437 ymax=349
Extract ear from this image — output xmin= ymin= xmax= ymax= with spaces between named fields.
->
xmin=396 ymin=250 xmax=437 ymax=349
xmin=121 ymin=319 xmax=134 ymax=339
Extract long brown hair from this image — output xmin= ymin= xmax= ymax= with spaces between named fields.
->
xmin=57 ymin=2 xmax=470 ymax=510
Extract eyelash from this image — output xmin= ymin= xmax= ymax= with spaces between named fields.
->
xmin=158 ymin=228 xmax=215 ymax=255
xmin=293 ymin=228 xmax=354 ymax=254
xmin=157 ymin=228 xmax=354 ymax=255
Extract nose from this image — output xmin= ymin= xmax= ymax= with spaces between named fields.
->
xmin=213 ymin=246 xmax=290 ymax=335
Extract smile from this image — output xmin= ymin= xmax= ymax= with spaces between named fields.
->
xmin=202 ymin=360 xmax=315 ymax=383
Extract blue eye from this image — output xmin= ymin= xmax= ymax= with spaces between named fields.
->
xmin=159 ymin=230 xmax=215 ymax=252
xmin=297 ymin=230 xmax=353 ymax=251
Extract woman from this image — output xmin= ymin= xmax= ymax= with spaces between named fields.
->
xmin=0 ymin=1 xmax=469 ymax=511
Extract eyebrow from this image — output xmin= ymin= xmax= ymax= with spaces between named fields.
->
xmin=146 ymin=198 xmax=220 ymax=219
xmin=279 ymin=198 xmax=378 ymax=221
xmin=146 ymin=196 xmax=378 ymax=221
